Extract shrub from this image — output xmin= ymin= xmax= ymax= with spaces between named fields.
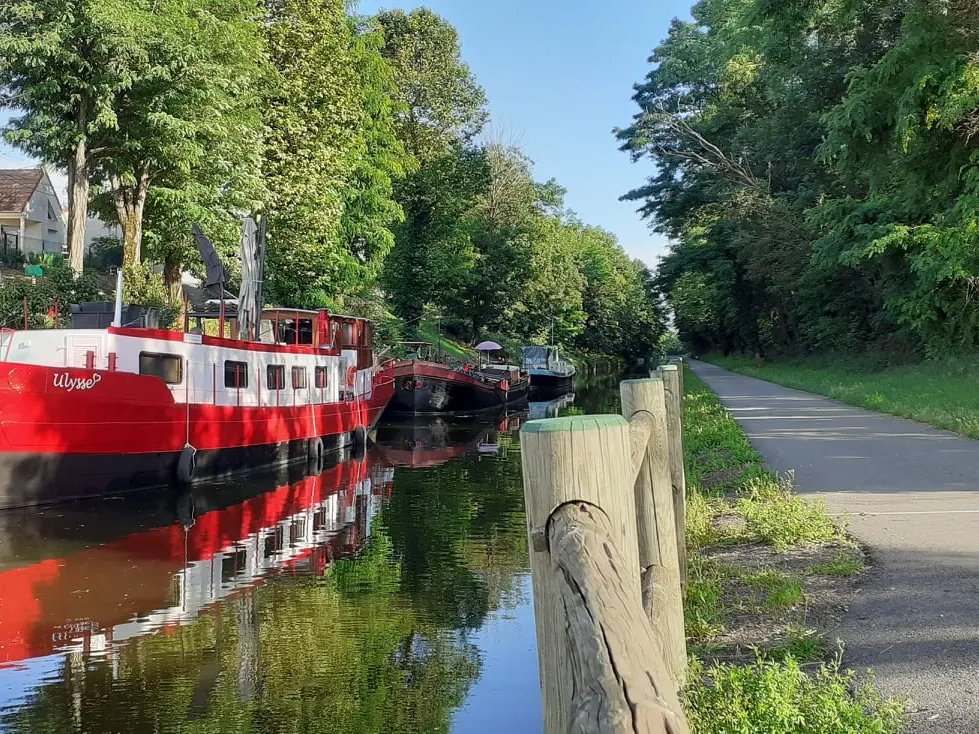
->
xmin=684 ymin=655 xmax=907 ymax=734
xmin=0 ymin=248 xmax=25 ymax=267
xmin=86 ymin=237 xmax=124 ymax=272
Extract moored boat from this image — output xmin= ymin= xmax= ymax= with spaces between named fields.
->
xmin=0 ymin=306 xmax=395 ymax=509
xmin=521 ymin=345 xmax=575 ymax=392
xmin=386 ymin=343 xmax=530 ymax=416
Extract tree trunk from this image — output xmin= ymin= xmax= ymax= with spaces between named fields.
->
xmin=164 ymin=257 xmax=182 ymax=304
xmin=112 ymin=164 xmax=152 ymax=268
xmin=66 ymin=135 xmax=89 ymax=276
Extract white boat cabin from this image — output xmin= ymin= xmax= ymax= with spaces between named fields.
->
xmin=0 ymin=308 xmax=378 ymax=407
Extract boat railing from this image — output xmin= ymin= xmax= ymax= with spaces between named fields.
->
xmin=0 ymin=328 xmax=14 ymax=362
xmin=551 ymin=358 xmax=574 ymax=374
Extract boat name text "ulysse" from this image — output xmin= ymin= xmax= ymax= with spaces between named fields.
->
xmin=52 ymin=372 xmax=102 ymax=392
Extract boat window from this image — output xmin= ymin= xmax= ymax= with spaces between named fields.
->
xmin=224 ymin=360 xmax=249 ymax=389
xmin=341 ymin=322 xmax=354 ymax=346
xmin=139 ymin=352 xmax=183 ymax=384
xmin=275 ymin=317 xmax=315 ymax=345
xmin=315 ymin=366 xmax=328 ymax=389
xmin=267 ymin=365 xmax=285 ymax=390
xmin=292 ymin=366 xmax=307 ymax=389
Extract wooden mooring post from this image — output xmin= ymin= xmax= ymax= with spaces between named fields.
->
xmin=521 ymin=403 xmax=690 ymax=734
xmin=655 ymin=364 xmax=688 ymax=592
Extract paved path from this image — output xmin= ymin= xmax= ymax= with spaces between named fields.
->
xmin=690 ymin=361 xmax=979 ymax=734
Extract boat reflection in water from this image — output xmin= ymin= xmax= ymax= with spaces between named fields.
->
xmin=0 ymin=448 xmax=393 ymax=673
xmin=373 ymin=407 xmax=529 ymax=468
xmin=528 ymin=392 xmax=576 ymax=420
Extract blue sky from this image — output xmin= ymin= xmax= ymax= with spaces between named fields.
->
xmin=2 ymin=1 xmax=691 ymax=267
xmin=358 ymin=0 xmax=692 ymax=266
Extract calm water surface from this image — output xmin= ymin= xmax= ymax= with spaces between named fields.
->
xmin=0 ymin=375 xmax=621 ymax=733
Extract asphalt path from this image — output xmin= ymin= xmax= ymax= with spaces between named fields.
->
xmin=690 ymin=360 xmax=979 ymax=733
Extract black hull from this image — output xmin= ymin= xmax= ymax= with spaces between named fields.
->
xmin=529 ymin=373 xmax=574 ymax=393
xmin=0 ymin=432 xmax=364 ymax=511
xmin=387 ymin=378 xmax=529 ymax=417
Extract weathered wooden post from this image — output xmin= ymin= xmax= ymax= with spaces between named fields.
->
xmin=656 ymin=364 xmax=688 ymax=593
xmin=620 ymin=378 xmax=687 ymax=684
xmin=521 ymin=415 xmax=689 ymax=734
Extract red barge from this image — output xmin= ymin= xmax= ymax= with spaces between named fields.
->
xmin=0 ymin=306 xmax=394 ymax=509
xmin=386 ymin=342 xmax=530 ymax=416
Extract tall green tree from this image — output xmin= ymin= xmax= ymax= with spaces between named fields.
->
xmin=381 ymin=145 xmax=490 ymax=332
xmin=374 ymin=8 xmax=490 ymax=333
xmin=0 ymin=0 xmax=149 ymax=273
xmin=373 ymin=8 xmax=487 ymax=165
xmin=261 ymin=0 xmax=364 ymax=308
xmin=620 ymin=0 xmax=979 ymax=358
xmin=262 ymin=1 xmax=408 ymax=309
xmin=339 ymin=19 xmax=410 ymax=294
xmin=93 ymin=0 xmax=266 ymax=269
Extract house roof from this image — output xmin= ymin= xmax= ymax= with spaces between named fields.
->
xmin=0 ymin=169 xmax=44 ymax=214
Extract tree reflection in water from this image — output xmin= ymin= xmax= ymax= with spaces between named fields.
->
xmin=0 ymin=374 xmax=622 ymax=733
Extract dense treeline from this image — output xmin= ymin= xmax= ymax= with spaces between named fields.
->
xmin=0 ymin=1 xmax=663 ymax=361
xmin=619 ymin=0 xmax=979 ymax=358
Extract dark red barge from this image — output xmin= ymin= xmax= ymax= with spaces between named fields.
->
xmin=386 ymin=343 xmax=529 ymax=416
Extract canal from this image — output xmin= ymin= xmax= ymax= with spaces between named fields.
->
xmin=0 ymin=374 xmax=622 ymax=733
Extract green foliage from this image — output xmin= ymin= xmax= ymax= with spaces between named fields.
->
xmin=85 ymin=236 xmax=124 ymax=271
xmin=0 ymin=249 xmax=26 ymax=267
xmin=686 ymin=557 xmax=727 ymax=640
xmin=738 ymin=479 xmax=839 ymax=551
xmin=808 ymin=551 xmax=865 ymax=578
xmin=263 ymin=0 xmax=382 ymax=308
xmin=0 ymin=0 xmax=147 ymax=165
xmin=374 ymin=8 xmax=488 ymax=165
xmin=0 ymin=269 xmax=104 ymax=328
xmin=382 ymin=145 xmax=489 ymax=333
xmin=96 ymin=0 xmax=266 ymax=268
xmin=684 ymin=656 xmax=908 ymax=734
xmin=121 ymin=262 xmax=178 ymax=326
xmin=743 ymin=570 xmax=805 ymax=610
xmin=25 ymin=252 xmax=61 ymax=269
xmin=621 ymin=0 xmax=979 ymax=359
xmin=765 ymin=626 xmax=827 ymax=663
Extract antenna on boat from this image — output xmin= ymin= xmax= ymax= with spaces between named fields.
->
xmin=112 ymin=268 xmax=124 ymax=327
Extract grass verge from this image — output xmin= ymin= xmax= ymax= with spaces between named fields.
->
xmin=681 ymin=368 xmax=908 ymax=733
xmin=709 ymin=353 xmax=979 ymax=439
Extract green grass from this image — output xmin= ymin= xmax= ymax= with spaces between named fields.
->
xmin=710 ymin=353 xmax=979 ymax=439
xmin=808 ymin=550 xmax=865 ymax=577
xmin=766 ymin=626 xmax=826 ymax=662
xmin=738 ymin=485 xmax=840 ymax=551
xmin=685 ymin=557 xmax=728 ymax=640
xmin=743 ymin=569 xmax=805 ymax=610
xmin=684 ymin=656 xmax=908 ymax=734
xmin=416 ymin=319 xmax=473 ymax=359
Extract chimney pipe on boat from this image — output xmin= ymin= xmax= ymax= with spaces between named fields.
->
xmin=113 ymin=268 xmax=124 ymax=327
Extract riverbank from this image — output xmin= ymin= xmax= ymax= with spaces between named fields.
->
xmin=388 ymin=311 xmax=624 ymax=375
xmin=708 ymin=354 xmax=979 ymax=440
xmin=680 ymin=368 xmax=907 ymax=732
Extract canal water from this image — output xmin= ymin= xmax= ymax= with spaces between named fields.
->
xmin=0 ymin=375 xmax=621 ymax=734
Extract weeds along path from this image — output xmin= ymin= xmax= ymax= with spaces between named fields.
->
xmin=691 ymin=360 xmax=979 ymax=734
